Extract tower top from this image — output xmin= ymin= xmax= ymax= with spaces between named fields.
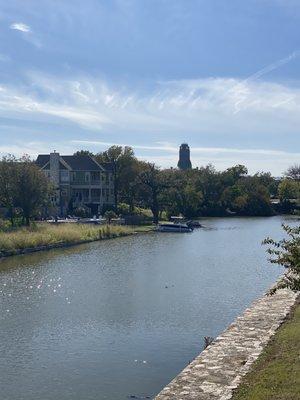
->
xmin=177 ymin=143 xmax=192 ymax=170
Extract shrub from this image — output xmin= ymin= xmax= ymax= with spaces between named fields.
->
xmin=263 ymin=224 xmax=300 ymax=293
xmin=73 ymin=206 xmax=90 ymax=218
xmin=117 ymin=203 xmax=130 ymax=215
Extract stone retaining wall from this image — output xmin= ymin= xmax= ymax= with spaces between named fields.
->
xmin=155 ymin=288 xmax=298 ymax=400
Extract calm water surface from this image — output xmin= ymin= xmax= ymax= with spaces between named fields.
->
xmin=0 ymin=217 xmax=293 ymax=399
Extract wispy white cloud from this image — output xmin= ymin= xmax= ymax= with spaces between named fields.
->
xmin=0 ymin=72 xmax=299 ymax=174
xmin=10 ymin=22 xmax=31 ymax=33
xmin=231 ymin=51 xmax=300 ymax=113
xmin=9 ymin=22 xmax=41 ymax=48
xmin=72 ymin=139 xmax=299 ymax=157
xmin=0 ymin=73 xmax=300 ymax=135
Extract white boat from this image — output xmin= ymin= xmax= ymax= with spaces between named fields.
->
xmin=157 ymin=223 xmax=193 ymax=233
xmin=79 ymin=217 xmax=106 ymax=225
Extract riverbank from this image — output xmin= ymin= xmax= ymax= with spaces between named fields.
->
xmin=155 ymin=288 xmax=298 ymax=400
xmin=0 ymin=223 xmax=154 ymax=258
xmin=232 ymin=301 xmax=300 ymax=400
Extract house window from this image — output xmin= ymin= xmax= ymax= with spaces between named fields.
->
xmin=91 ymin=172 xmax=100 ymax=182
xmin=60 ymin=170 xmax=69 ymax=182
xmin=91 ymin=189 xmax=101 ymax=201
xmin=85 ymin=172 xmax=90 ymax=182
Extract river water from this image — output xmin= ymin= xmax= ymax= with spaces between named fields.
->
xmin=0 ymin=216 xmax=293 ymax=400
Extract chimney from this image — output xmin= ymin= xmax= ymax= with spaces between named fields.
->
xmin=50 ymin=151 xmax=60 ymax=185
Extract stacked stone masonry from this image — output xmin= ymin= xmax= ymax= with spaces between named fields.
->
xmin=155 ymin=288 xmax=298 ymax=400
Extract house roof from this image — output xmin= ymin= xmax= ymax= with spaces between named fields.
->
xmin=101 ymin=162 xmax=114 ymax=172
xmin=36 ymin=154 xmax=108 ymax=172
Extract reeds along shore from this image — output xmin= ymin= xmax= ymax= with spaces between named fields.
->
xmin=0 ymin=223 xmax=134 ymax=255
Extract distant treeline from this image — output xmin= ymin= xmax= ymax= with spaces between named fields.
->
xmin=77 ymin=146 xmax=300 ymax=222
xmin=0 ymin=147 xmax=299 ymax=226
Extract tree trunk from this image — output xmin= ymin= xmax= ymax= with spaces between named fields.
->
xmin=129 ymin=191 xmax=134 ymax=213
xmin=113 ymin=163 xmax=118 ymax=210
xmin=25 ymin=214 xmax=30 ymax=226
xmin=152 ymin=191 xmax=159 ymax=224
xmin=8 ymin=207 xmax=14 ymax=226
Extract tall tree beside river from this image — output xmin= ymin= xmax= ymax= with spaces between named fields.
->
xmin=0 ymin=155 xmax=52 ymax=226
xmin=95 ymin=146 xmax=139 ymax=209
xmin=15 ymin=156 xmax=53 ymax=225
xmin=0 ymin=155 xmax=18 ymax=225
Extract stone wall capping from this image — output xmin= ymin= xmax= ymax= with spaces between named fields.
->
xmin=154 ymin=287 xmax=299 ymax=400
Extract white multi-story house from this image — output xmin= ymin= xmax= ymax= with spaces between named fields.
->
xmin=36 ymin=152 xmax=115 ymax=216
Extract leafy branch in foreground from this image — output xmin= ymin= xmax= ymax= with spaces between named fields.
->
xmin=263 ymin=224 xmax=300 ymax=294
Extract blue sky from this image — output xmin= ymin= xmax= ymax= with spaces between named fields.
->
xmin=0 ymin=0 xmax=300 ymax=174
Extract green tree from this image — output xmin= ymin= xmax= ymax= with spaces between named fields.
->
xmin=284 ymin=164 xmax=300 ymax=181
xmin=263 ymin=224 xmax=300 ymax=293
xmin=0 ymin=155 xmax=18 ymax=225
xmin=159 ymin=169 xmax=203 ymax=218
xmin=195 ymin=165 xmax=226 ymax=216
xmin=95 ymin=146 xmax=137 ymax=208
xmin=278 ymin=179 xmax=300 ymax=202
xmin=137 ymin=163 xmax=166 ymax=224
xmin=15 ymin=156 xmax=52 ymax=225
xmin=222 ymin=177 xmax=273 ymax=216
xmin=104 ymin=210 xmax=117 ymax=224
xmin=222 ymin=164 xmax=248 ymax=185
xmin=73 ymin=150 xmax=94 ymax=156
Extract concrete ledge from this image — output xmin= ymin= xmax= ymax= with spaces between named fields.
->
xmin=155 ymin=288 xmax=298 ymax=400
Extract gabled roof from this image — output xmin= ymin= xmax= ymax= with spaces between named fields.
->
xmin=101 ymin=162 xmax=114 ymax=172
xmin=36 ymin=154 xmax=109 ymax=172
xmin=36 ymin=155 xmax=50 ymax=169
xmin=61 ymin=155 xmax=103 ymax=171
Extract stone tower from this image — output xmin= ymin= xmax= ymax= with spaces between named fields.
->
xmin=177 ymin=143 xmax=192 ymax=170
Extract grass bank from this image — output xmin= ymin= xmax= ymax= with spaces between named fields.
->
xmin=0 ymin=223 xmax=154 ymax=257
xmin=232 ymin=302 xmax=300 ymax=400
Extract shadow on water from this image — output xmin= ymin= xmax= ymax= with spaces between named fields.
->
xmin=0 ymin=241 xmax=93 ymax=273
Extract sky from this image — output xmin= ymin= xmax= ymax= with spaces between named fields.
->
xmin=0 ymin=0 xmax=300 ymax=175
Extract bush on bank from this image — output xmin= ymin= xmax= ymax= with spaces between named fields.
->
xmin=263 ymin=223 xmax=300 ymax=293
xmin=0 ymin=223 xmax=133 ymax=254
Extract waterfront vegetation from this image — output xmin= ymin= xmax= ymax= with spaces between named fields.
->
xmin=232 ymin=303 xmax=300 ymax=400
xmin=83 ymin=147 xmax=300 ymax=221
xmin=264 ymin=224 xmax=300 ymax=293
xmin=1 ymin=148 xmax=300 ymax=227
xmin=232 ymin=223 xmax=300 ymax=399
xmin=0 ymin=223 xmax=143 ymax=255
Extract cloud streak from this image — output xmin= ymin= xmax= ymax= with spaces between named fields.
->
xmin=10 ymin=22 xmax=31 ymax=33
xmin=72 ymin=139 xmax=300 ymax=157
xmin=9 ymin=22 xmax=41 ymax=48
xmin=0 ymin=72 xmax=299 ymax=174
xmin=231 ymin=51 xmax=300 ymax=113
xmin=0 ymin=72 xmax=300 ymax=134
